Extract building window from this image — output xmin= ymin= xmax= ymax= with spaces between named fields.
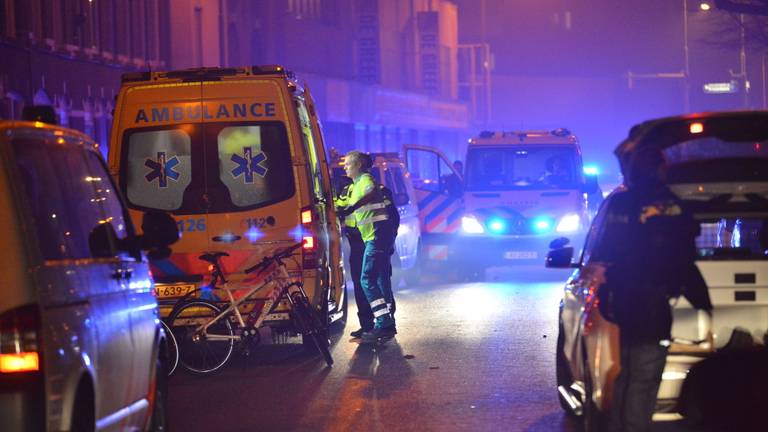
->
xmin=99 ymin=0 xmax=114 ymax=54
xmin=145 ymin=0 xmax=159 ymax=61
xmin=115 ymin=0 xmax=130 ymax=58
xmin=131 ymin=0 xmax=145 ymax=59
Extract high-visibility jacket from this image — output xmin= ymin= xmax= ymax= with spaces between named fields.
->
xmin=349 ymin=172 xmax=389 ymax=242
xmin=334 ymin=184 xmax=356 ymax=228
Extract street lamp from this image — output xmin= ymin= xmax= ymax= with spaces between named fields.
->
xmin=700 ymin=2 xmax=712 ymax=11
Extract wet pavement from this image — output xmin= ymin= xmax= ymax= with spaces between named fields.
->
xmin=166 ymin=266 xmax=683 ymax=431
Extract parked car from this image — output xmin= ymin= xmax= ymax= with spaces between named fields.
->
xmin=0 ymin=119 xmax=177 ymax=431
xmin=548 ymin=111 xmax=768 ymax=429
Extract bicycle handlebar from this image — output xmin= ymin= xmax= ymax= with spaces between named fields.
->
xmin=243 ymin=242 xmax=304 ymax=274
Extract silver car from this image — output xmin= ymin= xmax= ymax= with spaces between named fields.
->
xmin=548 ymin=111 xmax=768 ymax=429
xmin=0 ymin=120 xmax=177 ymax=431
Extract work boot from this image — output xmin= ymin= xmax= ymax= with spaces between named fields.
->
xmin=361 ymin=325 xmax=397 ymax=341
xmin=350 ymin=327 xmax=373 ymax=338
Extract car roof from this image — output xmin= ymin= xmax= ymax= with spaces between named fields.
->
xmin=469 ymin=129 xmax=577 ymax=146
xmin=614 ymin=110 xmax=768 ymax=174
xmin=0 ymin=121 xmax=99 ymax=152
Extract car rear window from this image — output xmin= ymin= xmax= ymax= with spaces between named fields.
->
xmin=696 ymin=218 xmax=768 ymax=260
xmin=122 ymin=121 xmax=294 ymax=215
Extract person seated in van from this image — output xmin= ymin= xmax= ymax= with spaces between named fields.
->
xmin=336 ymin=151 xmax=397 ymax=340
xmin=440 ymin=159 xmax=464 ymax=198
xmin=539 ymin=155 xmax=571 ymax=186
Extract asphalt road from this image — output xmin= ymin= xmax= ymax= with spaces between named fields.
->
xmin=167 ymin=266 xmax=586 ymax=431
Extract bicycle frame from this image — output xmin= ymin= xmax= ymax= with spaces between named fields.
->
xmin=195 ymin=261 xmax=306 ymax=341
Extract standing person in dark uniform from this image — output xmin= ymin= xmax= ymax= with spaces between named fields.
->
xmin=334 ymin=175 xmax=373 ymax=338
xmin=592 ymin=149 xmax=712 ymax=432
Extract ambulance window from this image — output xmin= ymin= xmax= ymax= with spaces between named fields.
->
xmin=295 ymin=98 xmax=324 ymax=203
xmin=12 ymin=139 xmax=108 ymax=260
xmin=124 ymin=128 xmax=193 ymax=211
xmin=214 ymin=122 xmax=294 ymax=210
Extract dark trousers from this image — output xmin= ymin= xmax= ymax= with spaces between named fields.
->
xmin=608 ymin=336 xmax=669 ymax=432
xmin=345 ymin=227 xmax=372 ymax=330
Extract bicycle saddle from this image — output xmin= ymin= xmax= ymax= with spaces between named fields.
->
xmin=199 ymin=252 xmax=229 ymax=264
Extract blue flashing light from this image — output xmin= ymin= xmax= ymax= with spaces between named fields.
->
xmin=532 ymin=217 xmax=553 ymax=233
xmin=289 ymin=225 xmax=306 ymax=243
xmin=583 ymin=165 xmax=599 ymax=176
xmin=488 ymin=218 xmax=506 ymax=233
xmin=245 ymin=226 xmax=264 ymax=242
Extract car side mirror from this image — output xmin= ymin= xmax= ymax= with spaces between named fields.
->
xmin=88 ymin=223 xmax=119 ymax=258
xmin=549 ymin=237 xmax=571 ymax=249
xmin=139 ymin=211 xmax=179 ymax=260
xmin=582 ymin=174 xmax=599 ymax=195
xmin=546 ymin=246 xmax=575 ymax=268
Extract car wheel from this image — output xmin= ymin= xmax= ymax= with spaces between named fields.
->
xmin=556 ymin=324 xmax=577 ymax=415
xmin=148 ymin=357 xmax=168 ymax=431
xmin=70 ymin=380 xmax=95 ymax=432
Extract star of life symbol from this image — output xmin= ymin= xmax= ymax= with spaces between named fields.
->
xmin=231 ymin=147 xmax=267 ymax=184
xmin=145 ymin=151 xmax=180 ymax=188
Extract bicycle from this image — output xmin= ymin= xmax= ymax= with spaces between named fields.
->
xmin=166 ymin=242 xmax=333 ymax=374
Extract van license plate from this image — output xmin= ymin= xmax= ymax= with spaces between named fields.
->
xmin=504 ymin=251 xmax=537 ymax=260
xmin=154 ymin=284 xmax=195 ymax=298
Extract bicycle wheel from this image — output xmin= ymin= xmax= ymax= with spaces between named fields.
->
xmin=168 ymin=300 xmax=234 ymax=375
xmin=291 ymin=292 xmax=333 ymax=367
xmin=160 ymin=319 xmax=179 ymax=376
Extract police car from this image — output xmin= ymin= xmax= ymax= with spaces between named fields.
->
xmin=331 ymin=151 xmax=422 ymax=286
xmin=549 ymin=111 xmax=768 ymax=430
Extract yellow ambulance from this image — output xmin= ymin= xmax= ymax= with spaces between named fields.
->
xmin=108 ymin=66 xmax=346 ymax=332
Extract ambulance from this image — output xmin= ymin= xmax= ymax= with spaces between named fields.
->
xmin=108 ymin=66 xmax=346 ymax=331
xmin=405 ymin=129 xmax=599 ymax=280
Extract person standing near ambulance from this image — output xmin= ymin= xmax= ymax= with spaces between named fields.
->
xmin=338 ymin=151 xmax=397 ymax=340
xmin=334 ymin=175 xmax=374 ymax=338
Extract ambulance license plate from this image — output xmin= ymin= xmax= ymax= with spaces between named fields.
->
xmin=504 ymin=251 xmax=538 ymax=260
xmin=154 ymin=284 xmax=195 ymax=298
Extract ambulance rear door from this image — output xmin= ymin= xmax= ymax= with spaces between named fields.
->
xmin=115 ymin=81 xmax=209 ymax=286
xmin=403 ymin=145 xmax=463 ymax=261
xmin=199 ymin=79 xmax=299 ymax=274
xmin=303 ymin=86 xmax=345 ymax=317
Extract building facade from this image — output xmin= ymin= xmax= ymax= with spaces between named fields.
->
xmin=1 ymin=0 xmax=470 ymax=161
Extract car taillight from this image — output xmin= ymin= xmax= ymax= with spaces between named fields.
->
xmin=301 ymin=206 xmax=318 ymax=268
xmin=0 ymin=305 xmax=41 ymax=373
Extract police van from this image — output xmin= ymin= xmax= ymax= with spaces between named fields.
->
xmin=405 ymin=129 xmax=599 ymax=279
xmin=108 ymin=66 xmax=346 ymax=331
xmin=330 ymin=151 xmax=422 ymax=286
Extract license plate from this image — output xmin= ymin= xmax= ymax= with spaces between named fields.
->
xmin=154 ymin=284 xmax=195 ymax=298
xmin=504 ymin=251 xmax=538 ymax=260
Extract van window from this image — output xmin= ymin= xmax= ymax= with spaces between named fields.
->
xmin=465 ymin=146 xmax=579 ymax=191
xmin=122 ymin=122 xmax=294 ymax=215
xmin=406 ymin=150 xmax=452 ymax=193
xmin=388 ymin=167 xmax=409 ymax=202
xmin=295 ymin=98 xmax=324 ymax=203
xmin=83 ymin=150 xmax=129 ymax=243
xmin=12 ymin=139 xmax=111 ymax=260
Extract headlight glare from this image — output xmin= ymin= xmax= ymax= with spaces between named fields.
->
xmin=556 ymin=213 xmax=581 ymax=232
xmin=461 ymin=215 xmax=485 ymax=234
